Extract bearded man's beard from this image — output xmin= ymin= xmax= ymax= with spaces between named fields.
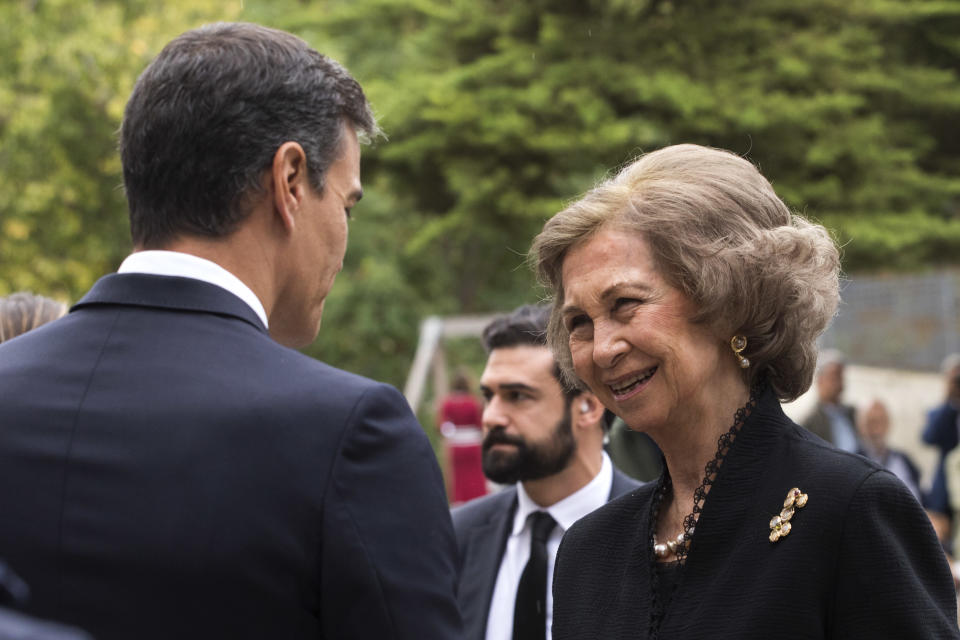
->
xmin=481 ymin=402 xmax=576 ymax=484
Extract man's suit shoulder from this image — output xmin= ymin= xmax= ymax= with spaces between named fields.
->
xmin=226 ymin=329 xmax=409 ymax=415
xmin=610 ymin=467 xmax=644 ymax=498
xmin=451 ymin=487 xmax=517 ymax=534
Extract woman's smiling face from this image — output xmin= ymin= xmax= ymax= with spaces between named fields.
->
xmin=560 ymin=225 xmax=732 ymax=436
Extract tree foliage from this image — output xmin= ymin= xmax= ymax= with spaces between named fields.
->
xmin=278 ymin=0 xmax=960 ymax=384
xmin=0 ymin=0 xmax=236 ymax=299
xmin=2 ymin=0 xmax=959 ymax=388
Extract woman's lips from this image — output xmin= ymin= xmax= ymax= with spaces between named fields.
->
xmin=607 ymin=366 xmax=657 ymax=401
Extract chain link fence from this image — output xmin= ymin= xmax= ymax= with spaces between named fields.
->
xmin=821 ymin=270 xmax=960 ymax=372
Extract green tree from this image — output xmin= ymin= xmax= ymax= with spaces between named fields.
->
xmin=260 ymin=0 xmax=960 ymax=386
xmin=0 ymin=0 xmax=237 ymax=299
xmin=3 ymin=0 xmax=959 ymax=391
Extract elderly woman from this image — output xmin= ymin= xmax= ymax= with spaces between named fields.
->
xmin=532 ymin=145 xmax=958 ymax=639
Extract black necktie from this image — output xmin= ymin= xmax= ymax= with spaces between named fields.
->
xmin=513 ymin=511 xmax=557 ymax=640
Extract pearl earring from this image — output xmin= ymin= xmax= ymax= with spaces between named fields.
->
xmin=730 ymin=335 xmax=750 ymax=369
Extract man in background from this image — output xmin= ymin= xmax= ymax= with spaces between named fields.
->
xmin=923 ymin=353 xmax=960 ymax=541
xmin=451 ymin=304 xmax=640 ymax=640
xmin=0 ymin=23 xmax=461 ymax=639
xmin=855 ymin=399 xmax=922 ymax=502
xmin=801 ymin=349 xmax=860 ymax=452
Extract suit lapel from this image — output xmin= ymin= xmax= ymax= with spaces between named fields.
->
xmin=658 ymin=388 xmax=786 ymax=634
xmin=459 ymin=491 xmax=516 ymax=640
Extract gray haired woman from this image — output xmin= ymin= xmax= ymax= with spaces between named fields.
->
xmin=0 ymin=292 xmax=67 ymax=343
xmin=532 ymin=144 xmax=958 ymax=639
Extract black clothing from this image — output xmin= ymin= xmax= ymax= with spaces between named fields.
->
xmin=0 ymin=274 xmax=462 ymax=640
xmin=451 ymin=468 xmax=641 ymax=640
xmin=553 ymin=388 xmax=958 ymax=639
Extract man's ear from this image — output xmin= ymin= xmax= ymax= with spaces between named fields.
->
xmin=574 ymin=392 xmax=606 ymax=431
xmin=270 ymin=141 xmax=310 ymax=233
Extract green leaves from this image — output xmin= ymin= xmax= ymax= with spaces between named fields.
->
xmin=2 ymin=0 xmax=958 ymax=387
xmin=0 ymin=0 xmax=240 ymax=298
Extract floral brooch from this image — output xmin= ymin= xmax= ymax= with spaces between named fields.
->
xmin=769 ymin=487 xmax=808 ymax=543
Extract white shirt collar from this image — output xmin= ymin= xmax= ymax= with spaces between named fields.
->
xmin=512 ymin=451 xmax=614 ymax=535
xmin=117 ymin=250 xmax=269 ymax=329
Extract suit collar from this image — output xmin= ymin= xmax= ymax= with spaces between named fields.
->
xmin=73 ymin=273 xmax=268 ymax=333
xmin=117 ymin=250 xmax=269 ymax=328
xmin=654 ymin=386 xmax=794 ymax=629
xmin=675 ymin=387 xmax=789 ymax=561
xmin=458 ymin=489 xmax=517 ymax=640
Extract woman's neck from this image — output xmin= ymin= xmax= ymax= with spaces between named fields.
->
xmin=655 ymin=379 xmax=752 ymax=539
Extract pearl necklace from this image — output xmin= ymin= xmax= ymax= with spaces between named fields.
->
xmin=652 ymin=527 xmax=691 ymax=559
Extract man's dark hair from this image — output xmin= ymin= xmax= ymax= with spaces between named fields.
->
xmin=120 ymin=22 xmax=379 ymax=247
xmin=482 ymin=305 xmax=615 ymax=431
xmin=482 ymin=304 xmax=584 ymax=402
xmin=481 ymin=304 xmax=550 ymax=353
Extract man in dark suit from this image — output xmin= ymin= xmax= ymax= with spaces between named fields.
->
xmin=451 ymin=305 xmax=640 ymax=640
xmin=800 ymin=349 xmax=859 ymax=452
xmin=0 ymin=23 xmax=461 ymax=640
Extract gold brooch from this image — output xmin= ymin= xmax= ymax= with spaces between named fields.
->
xmin=769 ymin=487 xmax=808 ymax=542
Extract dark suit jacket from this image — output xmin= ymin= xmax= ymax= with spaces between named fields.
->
xmin=0 ymin=274 xmax=462 ymax=640
xmin=451 ymin=467 xmax=640 ymax=640
xmin=553 ymin=388 xmax=959 ymax=640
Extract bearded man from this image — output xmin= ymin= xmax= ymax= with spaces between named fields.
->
xmin=451 ymin=304 xmax=641 ymax=640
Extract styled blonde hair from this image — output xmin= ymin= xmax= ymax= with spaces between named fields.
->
xmin=531 ymin=144 xmax=840 ymax=402
xmin=0 ymin=292 xmax=68 ymax=343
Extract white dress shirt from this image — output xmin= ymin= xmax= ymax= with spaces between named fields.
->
xmin=117 ymin=250 xmax=268 ymax=328
xmin=485 ymin=452 xmax=614 ymax=640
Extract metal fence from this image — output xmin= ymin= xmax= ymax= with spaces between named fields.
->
xmin=821 ymin=269 xmax=960 ymax=371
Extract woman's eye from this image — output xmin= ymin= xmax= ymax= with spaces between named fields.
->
xmin=566 ymin=315 xmax=588 ymax=331
xmin=614 ymin=297 xmax=639 ymax=311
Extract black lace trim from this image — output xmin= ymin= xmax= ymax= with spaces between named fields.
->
xmin=647 ymin=467 xmax=673 ymax=637
xmin=646 ymin=386 xmax=760 ymax=639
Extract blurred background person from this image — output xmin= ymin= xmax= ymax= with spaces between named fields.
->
xmin=0 ymin=292 xmax=67 ymax=343
xmin=604 ymin=416 xmax=662 ymax=482
xmin=856 ymin=399 xmax=923 ymax=503
xmin=533 ymin=144 xmax=957 ymax=639
xmin=439 ymin=368 xmax=484 ymax=432
xmin=438 ymin=368 xmax=487 ymax=504
xmin=800 ymin=349 xmax=860 ymax=453
xmin=926 ymin=353 xmax=960 ymax=546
